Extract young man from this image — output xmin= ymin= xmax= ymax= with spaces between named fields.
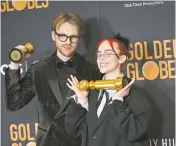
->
xmin=65 ymin=34 xmax=152 ymax=146
xmin=5 ymin=12 xmax=102 ymax=146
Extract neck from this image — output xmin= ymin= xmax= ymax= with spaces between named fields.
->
xmin=57 ymin=50 xmax=72 ymax=62
xmin=104 ymin=68 xmax=123 ymax=80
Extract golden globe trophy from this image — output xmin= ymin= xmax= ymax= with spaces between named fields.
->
xmin=77 ymin=76 xmax=131 ymax=91
xmin=9 ymin=43 xmax=35 ymax=63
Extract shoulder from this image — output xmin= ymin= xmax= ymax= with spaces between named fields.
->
xmin=28 ymin=51 xmax=55 ymax=70
xmin=128 ymin=83 xmax=152 ymax=111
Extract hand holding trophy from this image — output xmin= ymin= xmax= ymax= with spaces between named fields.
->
xmin=9 ymin=43 xmax=35 ymax=63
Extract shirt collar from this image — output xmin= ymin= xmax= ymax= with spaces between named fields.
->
xmin=102 ymin=73 xmax=124 ymax=80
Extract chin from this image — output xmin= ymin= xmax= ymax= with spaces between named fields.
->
xmin=62 ymin=51 xmax=75 ymax=57
xmin=99 ymin=68 xmax=108 ymax=74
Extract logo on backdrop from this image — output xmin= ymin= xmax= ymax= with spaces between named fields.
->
xmin=124 ymin=1 xmax=164 ymax=8
xmin=149 ymin=138 xmax=175 ymax=146
xmin=0 ymin=0 xmax=49 ymax=12
xmin=126 ymin=39 xmax=176 ymax=80
xmin=0 ymin=61 xmax=38 ymax=76
xmin=10 ymin=123 xmax=38 ymax=146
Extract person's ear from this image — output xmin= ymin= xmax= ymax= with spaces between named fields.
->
xmin=52 ymin=31 xmax=56 ymax=41
xmin=119 ymin=55 xmax=127 ymax=64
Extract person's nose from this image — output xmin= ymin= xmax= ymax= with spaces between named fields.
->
xmin=65 ymin=37 xmax=71 ymax=44
xmin=99 ymin=54 xmax=106 ymax=60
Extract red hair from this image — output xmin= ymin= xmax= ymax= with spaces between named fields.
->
xmin=97 ymin=38 xmax=129 ymax=71
xmin=96 ymin=38 xmax=128 ymax=56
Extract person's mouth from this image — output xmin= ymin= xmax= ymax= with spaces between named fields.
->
xmin=100 ymin=62 xmax=109 ymax=68
xmin=64 ymin=46 xmax=72 ymax=51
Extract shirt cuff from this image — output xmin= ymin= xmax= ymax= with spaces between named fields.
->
xmin=111 ymin=96 xmax=124 ymax=103
xmin=71 ymin=94 xmax=89 ymax=111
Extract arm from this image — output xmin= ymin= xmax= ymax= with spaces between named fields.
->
xmin=107 ymin=87 xmax=152 ymax=142
xmin=5 ymin=63 xmax=35 ymax=111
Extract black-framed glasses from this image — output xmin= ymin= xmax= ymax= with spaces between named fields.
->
xmin=97 ymin=50 xmax=119 ymax=59
xmin=55 ymin=32 xmax=80 ymax=43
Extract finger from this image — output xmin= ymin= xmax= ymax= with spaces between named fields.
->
xmin=66 ymin=83 xmax=74 ymax=90
xmin=129 ymin=79 xmax=135 ymax=86
xmin=74 ymin=76 xmax=79 ymax=83
xmin=123 ymin=79 xmax=135 ymax=91
xmin=16 ymin=45 xmax=26 ymax=50
xmin=70 ymin=75 xmax=77 ymax=86
xmin=67 ymin=78 xmax=75 ymax=87
xmin=117 ymin=79 xmax=135 ymax=95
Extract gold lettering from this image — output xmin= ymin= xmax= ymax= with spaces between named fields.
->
xmin=28 ymin=0 xmax=35 ymax=9
xmin=126 ymin=63 xmax=135 ymax=79
xmin=35 ymin=0 xmax=42 ymax=9
xmin=6 ymin=0 xmax=14 ymax=12
xmin=153 ymin=40 xmax=162 ymax=59
xmin=144 ymin=41 xmax=153 ymax=59
xmin=12 ymin=143 xmax=22 ymax=146
xmin=0 ymin=1 xmax=6 ymax=12
xmin=10 ymin=124 xmax=18 ymax=141
xmin=159 ymin=61 xmax=168 ymax=79
xmin=18 ymin=124 xmax=26 ymax=141
xmin=42 ymin=0 xmax=49 ymax=8
xmin=163 ymin=40 xmax=172 ymax=59
xmin=35 ymin=123 xmax=38 ymax=136
xmin=27 ymin=124 xmax=35 ymax=141
xmin=168 ymin=60 xmax=176 ymax=79
xmin=134 ymin=42 xmax=143 ymax=61
xmin=173 ymin=39 xmax=176 ymax=58
xmin=12 ymin=143 xmax=19 ymax=146
xmin=135 ymin=63 xmax=144 ymax=80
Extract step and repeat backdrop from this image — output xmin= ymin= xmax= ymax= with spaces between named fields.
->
xmin=1 ymin=1 xmax=175 ymax=146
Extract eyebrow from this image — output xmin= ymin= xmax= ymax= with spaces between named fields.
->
xmin=97 ymin=49 xmax=114 ymax=53
xmin=56 ymin=32 xmax=79 ymax=37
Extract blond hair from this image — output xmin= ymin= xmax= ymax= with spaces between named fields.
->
xmin=52 ymin=12 xmax=84 ymax=35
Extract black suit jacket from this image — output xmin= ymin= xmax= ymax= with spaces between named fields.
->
xmin=5 ymin=51 xmax=102 ymax=146
xmin=65 ymin=85 xmax=152 ymax=146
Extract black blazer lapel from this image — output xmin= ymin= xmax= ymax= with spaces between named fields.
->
xmin=88 ymin=90 xmax=108 ymax=134
xmin=54 ymin=89 xmax=76 ymax=119
xmin=92 ymin=108 xmax=108 ymax=134
xmin=47 ymin=80 xmax=63 ymax=105
xmin=41 ymin=53 xmax=63 ymax=105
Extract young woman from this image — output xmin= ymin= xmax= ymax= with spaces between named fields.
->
xmin=65 ymin=34 xmax=152 ymax=146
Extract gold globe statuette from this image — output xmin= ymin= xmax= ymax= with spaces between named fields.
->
xmin=77 ymin=76 xmax=131 ymax=91
xmin=9 ymin=43 xmax=35 ymax=63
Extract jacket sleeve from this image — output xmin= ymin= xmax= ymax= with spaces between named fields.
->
xmin=106 ymin=87 xmax=152 ymax=142
xmin=5 ymin=65 xmax=35 ymax=111
xmin=65 ymin=99 xmax=87 ymax=139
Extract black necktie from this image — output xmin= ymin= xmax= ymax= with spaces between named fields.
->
xmin=104 ymin=91 xmax=111 ymax=107
xmin=96 ymin=90 xmax=110 ymax=110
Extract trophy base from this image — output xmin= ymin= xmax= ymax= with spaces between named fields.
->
xmin=9 ymin=48 xmax=23 ymax=63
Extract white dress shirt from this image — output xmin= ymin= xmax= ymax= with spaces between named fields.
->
xmin=97 ymin=89 xmax=117 ymax=117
